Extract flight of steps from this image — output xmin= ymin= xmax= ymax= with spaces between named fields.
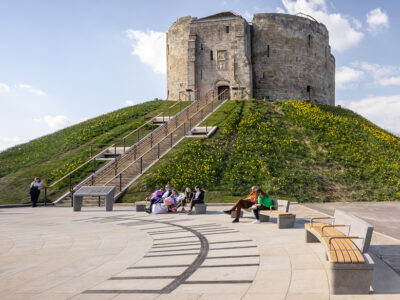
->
xmin=55 ymin=94 xmax=226 ymax=207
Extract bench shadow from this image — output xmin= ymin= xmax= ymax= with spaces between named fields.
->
xmin=370 ymin=245 xmax=400 ymax=294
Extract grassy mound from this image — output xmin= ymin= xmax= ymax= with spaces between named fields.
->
xmin=122 ymin=100 xmax=400 ymax=203
xmin=0 ymin=100 xmax=189 ymax=204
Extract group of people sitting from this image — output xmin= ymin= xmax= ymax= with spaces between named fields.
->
xmin=145 ymin=184 xmax=205 ymax=214
xmin=223 ymin=186 xmax=273 ymax=223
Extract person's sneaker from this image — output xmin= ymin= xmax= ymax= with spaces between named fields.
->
xmin=180 ymin=208 xmax=185 ymax=212
xmin=223 ymin=210 xmax=232 ymax=215
xmin=145 ymin=208 xmax=151 ymax=214
xmin=252 ymin=220 xmax=261 ymax=224
xmin=186 ymin=210 xmax=193 ymax=215
xmin=232 ymin=218 xmax=239 ymax=223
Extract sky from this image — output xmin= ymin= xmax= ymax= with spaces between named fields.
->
xmin=0 ymin=0 xmax=399 ymax=151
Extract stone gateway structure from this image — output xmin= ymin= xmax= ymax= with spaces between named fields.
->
xmin=166 ymin=11 xmax=335 ymax=105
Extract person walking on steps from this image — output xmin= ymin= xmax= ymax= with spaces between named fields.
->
xmin=252 ymin=188 xmax=273 ymax=224
xmin=224 ymin=186 xmax=258 ymax=223
xmin=30 ymin=177 xmax=45 ymax=207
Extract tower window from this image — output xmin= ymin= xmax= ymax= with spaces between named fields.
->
xmin=201 ymin=44 xmax=203 ymax=50
xmin=267 ymin=45 xmax=270 ymax=57
xmin=210 ymin=50 xmax=213 ymax=60
xmin=307 ymin=85 xmax=311 ymax=92
xmin=308 ymin=34 xmax=312 ymax=48
xmin=226 ymin=26 xmax=229 ymax=33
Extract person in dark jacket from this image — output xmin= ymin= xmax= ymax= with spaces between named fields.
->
xmin=30 ymin=177 xmax=45 ymax=207
xmin=187 ymin=185 xmax=205 ymax=214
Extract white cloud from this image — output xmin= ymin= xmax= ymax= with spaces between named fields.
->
xmin=0 ymin=136 xmax=21 ymax=151
xmin=242 ymin=10 xmax=253 ymax=21
xmin=0 ymin=82 xmax=10 ymax=93
xmin=15 ymin=84 xmax=47 ymax=96
xmin=125 ymin=29 xmax=166 ymax=74
xmin=350 ymin=61 xmax=400 ymax=87
xmin=379 ymin=76 xmax=400 ymax=86
xmin=346 ymin=95 xmax=400 ymax=134
xmin=336 ymin=66 xmax=364 ymax=89
xmin=279 ymin=0 xmax=364 ymax=52
xmin=125 ymin=100 xmax=134 ymax=106
xmin=366 ymin=8 xmax=389 ymax=35
xmin=34 ymin=115 xmax=71 ymax=130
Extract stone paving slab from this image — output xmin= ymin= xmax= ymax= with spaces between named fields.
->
xmin=0 ymin=205 xmax=399 ymax=299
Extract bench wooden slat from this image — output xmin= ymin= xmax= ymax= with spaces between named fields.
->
xmin=260 ymin=210 xmax=291 ymax=215
xmin=307 ymin=222 xmax=365 ymax=264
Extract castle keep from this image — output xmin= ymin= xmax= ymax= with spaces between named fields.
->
xmin=167 ymin=11 xmax=335 ymax=105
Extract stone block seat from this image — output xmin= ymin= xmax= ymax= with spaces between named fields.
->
xmin=195 ymin=203 xmax=207 ymax=214
xmin=305 ymin=209 xmax=374 ymax=294
xmin=135 ymin=201 xmax=147 ymax=212
xmin=259 ymin=199 xmax=296 ymax=229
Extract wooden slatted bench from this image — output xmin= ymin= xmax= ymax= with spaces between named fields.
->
xmin=305 ymin=209 xmax=374 ymax=294
xmin=259 ymin=200 xmax=296 ymax=229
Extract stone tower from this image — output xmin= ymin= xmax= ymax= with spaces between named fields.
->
xmin=166 ymin=11 xmax=335 ymax=105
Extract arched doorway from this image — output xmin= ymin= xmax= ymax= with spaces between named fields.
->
xmin=218 ymin=86 xmax=230 ymax=100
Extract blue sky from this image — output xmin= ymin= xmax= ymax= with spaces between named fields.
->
xmin=0 ymin=0 xmax=399 ymax=150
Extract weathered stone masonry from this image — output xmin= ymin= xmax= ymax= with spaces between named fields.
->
xmin=167 ymin=11 xmax=335 ymax=105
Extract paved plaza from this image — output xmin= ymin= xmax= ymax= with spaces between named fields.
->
xmin=0 ymin=204 xmax=399 ymax=300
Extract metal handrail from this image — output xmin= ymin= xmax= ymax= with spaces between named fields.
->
xmin=48 ymin=144 xmax=115 ymax=188
xmin=101 ymin=90 xmax=227 ymax=186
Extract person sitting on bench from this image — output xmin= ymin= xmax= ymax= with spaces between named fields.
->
xmin=176 ymin=187 xmax=193 ymax=212
xmin=187 ymin=185 xmax=204 ymax=214
xmin=252 ymin=188 xmax=273 ymax=224
xmin=223 ymin=186 xmax=258 ymax=223
xmin=146 ymin=185 xmax=172 ymax=213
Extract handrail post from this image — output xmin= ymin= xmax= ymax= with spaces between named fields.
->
xmin=211 ymin=101 xmax=214 ymax=112
xmin=93 ymin=157 xmax=96 ymax=173
xmin=175 ymin=117 xmax=178 ymax=128
xmin=150 ymin=134 xmax=153 ymax=148
xmin=98 ymin=196 xmax=101 ymax=207
xmin=140 ymin=157 xmax=143 ymax=174
xmin=134 ymin=145 xmax=137 ymax=161
xmin=90 ymin=144 xmax=93 ymax=158
xmin=119 ymin=173 xmax=122 ymax=191
xmin=201 ymin=109 xmax=203 ymax=120
xmin=137 ymin=128 xmax=140 ymax=142
xmin=91 ymin=174 xmax=94 ymax=186
xmin=180 ymin=101 xmax=182 ymax=112
xmin=44 ymin=187 xmax=47 ymax=206
xmin=123 ymin=138 xmax=126 ymax=153
xmin=184 ymin=123 xmax=186 ymax=136
xmin=158 ymin=143 xmax=160 ymax=158
xmin=163 ymin=112 xmax=165 ymax=123
xmin=69 ymin=174 xmax=73 ymax=207
xmin=170 ymin=133 xmax=173 ymax=147
xmin=187 ymin=109 xmax=189 ymax=120
xmin=189 ymin=119 xmax=191 ymax=131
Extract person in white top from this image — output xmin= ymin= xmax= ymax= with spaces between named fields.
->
xmin=29 ymin=177 xmax=46 ymax=207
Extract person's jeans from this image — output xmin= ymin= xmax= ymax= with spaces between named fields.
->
xmin=253 ymin=205 xmax=270 ymax=220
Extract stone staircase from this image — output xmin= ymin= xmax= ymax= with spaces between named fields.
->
xmin=55 ymin=93 xmax=227 ymax=206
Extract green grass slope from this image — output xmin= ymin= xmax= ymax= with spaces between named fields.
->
xmin=121 ymin=100 xmax=400 ymax=203
xmin=0 ymin=100 xmax=190 ymax=205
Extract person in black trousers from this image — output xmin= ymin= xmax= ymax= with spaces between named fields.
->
xmin=187 ymin=185 xmax=205 ymax=214
xmin=30 ymin=177 xmax=45 ymax=207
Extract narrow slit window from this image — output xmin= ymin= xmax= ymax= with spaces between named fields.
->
xmin=226 ymin=26 xmax=229 ymax=33
xmin=210 ymin=50 xmax=213 ymax=60
xmin=201 ymin=44 xmax=203 ymax=50
xmin=267 ymin=45 xmax=270 ymax=57
xmin=308 ymin=34 xmax=312 ymax=48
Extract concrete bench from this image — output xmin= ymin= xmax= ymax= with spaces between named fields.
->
xmin=259 ymin=200 xmax=296 ymax=229
xmin=194 ymin=203 xmax=207 ymax=214
xmin=305 ymin=209 xmax=374 ymax=294
xmin=135 ymin=201 xmax=147 ymax=212
xmin=73 ymin=186 xmax=115 ymax=212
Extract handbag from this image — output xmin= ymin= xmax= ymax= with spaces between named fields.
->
xmin=152 ymin=203 xmax=168 ymax=214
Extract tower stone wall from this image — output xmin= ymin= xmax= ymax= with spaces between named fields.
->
xmin=166 ymin=12 xmax=335 ymax=105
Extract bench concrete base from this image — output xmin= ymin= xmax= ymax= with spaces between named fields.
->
xmin=135 ymin=202 xmax=147 ymax=212
xmin=259 ymin=213 xmax=296 ymax=228
xmin=259 ymin=214 xmax=270 ymax=222
xmin=277 ymin=214 xmax=296 ymax=229
xmin=327 ymin=254 xmax=374 ymax=294
xmin=195 ymin=203 xmax=207 ymax=214
xmin=231 ymin=210 xmax=243 ymax=218
xmin=305 ymin=229 xmax=321 ymax=243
